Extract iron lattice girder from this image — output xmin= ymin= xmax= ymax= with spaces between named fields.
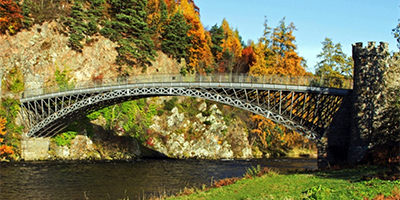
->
xmin=20 ymin=84 xmax=348 ymax=140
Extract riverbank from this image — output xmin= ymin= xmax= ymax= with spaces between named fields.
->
xmin=166 ymin=165 xmax=400 ymax=200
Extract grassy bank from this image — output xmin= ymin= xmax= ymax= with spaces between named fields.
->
xmin=167 ymin=166 xmax=399 ymax=200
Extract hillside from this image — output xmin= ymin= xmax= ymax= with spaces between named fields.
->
xmin=0 ymin=0 xmax=322 ymax=161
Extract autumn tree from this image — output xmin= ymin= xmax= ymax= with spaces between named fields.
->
xmin=0 ymin=0 xmax=23 ymax=34
xmin=249 ymin=17 xmax=275 ymax=76
xmin=315 ymin=37 xmax=353 ymax=78
xmin=236 ymin=46 xmax=255 ymax=73
xmin=249 ymin=17 xmax=313 ymax=155
xmin=270 ymin=17 xmax=306 ymax=76
xmin=179 ymin=0 xmax=212 ymax=73
xmin=101 ymin=0 xmax=156 ymax=72
xmin=218 ymin=19 xmax=243 ymax=74
xmin=161 ymin=10 xmax=192 ymax=63
xmin=164 ymin=0 xmax=177 ymax=14
xmin=176 ymin=0 xmax=199 ymax=13
xmin=147 ymin=0 xmax=168 ymax=49
xmin=250 ymin=115 xmax=312 ymax=156
xmin=0 ymin=116 xmax=14 ymax=160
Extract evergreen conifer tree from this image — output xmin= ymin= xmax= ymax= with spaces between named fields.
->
xmin=161 ymin=10 xmax=192 ymax=63
xmin=101 ymin=0 xmax=156 ymax=71
xmin=86 ymin=0 xmax=105 ymax=36
xmin=315 ymin=38 xmax=353 ymax=78
xmin=209 ymin=24 xmax=224 ymax=60
xmin=68 ymin=1 xmax=88 ymax=52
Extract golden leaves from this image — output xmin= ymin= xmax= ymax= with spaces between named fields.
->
xmin=0 ymin=117 xmax=13 ymax=157
xmin=179 ymin=0 xmax=213 ymax=73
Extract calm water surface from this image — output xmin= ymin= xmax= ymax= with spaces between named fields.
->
xmin=0 ymin=158 xmax=316 ymax=200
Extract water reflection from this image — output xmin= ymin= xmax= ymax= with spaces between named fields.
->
xmin=0 ymin=158 xmax=316 ymax=199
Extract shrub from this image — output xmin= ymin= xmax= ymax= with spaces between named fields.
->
xmin=164 ymin=97 xmax=178 ymax=111
xmin=3 ymin=67 xmax=25 ymax=93
xmin=52 ymin=131 xmax=78 ymax=147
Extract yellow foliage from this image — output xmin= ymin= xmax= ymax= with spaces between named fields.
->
xmin=250 ymin=18 xmax=308 ymax=77
xmin=219 ymin=19 xmax=243 ymax=61
xmin=250 ymin=114 xmax=311 ymax=150
xmin=0 ymin=117 xmax=14 ymax=157
xmin=249 ymin=42 xmax=275 ymax=76
xmin=0 ymin=117 xmax=6 ymax=136
xmin=179 ymin=0 xmax=213 ymax=73
xmin=273 ymin=51 xmax=306 ymax=76
xmin=0 ymin=145 xmax=14 ymax=156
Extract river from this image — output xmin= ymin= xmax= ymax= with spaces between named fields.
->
xmin=0 ymin=158 xmax=316 ymax=200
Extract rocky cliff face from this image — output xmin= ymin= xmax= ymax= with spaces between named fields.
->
xmin=0 ymin=21 xmax=181 ymax=98
xmin=1 ymin=22 xmax=118 ymax=97
xmin=149 ymin=101 xmax=252 ymax=159
xmin=4 ymin=22 xmax=253 ymax=160
xmin=49 ymin=98 xmax=253 ymax=160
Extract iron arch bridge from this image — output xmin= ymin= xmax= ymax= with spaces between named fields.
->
xmin=20 ymin=74 xmax=352 ymax=140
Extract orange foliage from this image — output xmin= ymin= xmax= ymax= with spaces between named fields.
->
xmin=249 ymin=42 xmax=272 ymax=76
xmin=370 ymin=189 xmax=400 ymax=200
xmin=212 ymin=177 xmax=240 ymax=188
xmin=220 ymin=19 xmax=243 ymax=60
xmin=0 ymin=117 xmax=6 ymax=143
xmin=250 ymin=18 xmax=307 ymax=77
xmin=0 ymin=117 xmax=14 ymax=158
xmin=251 ymin=115 xmax=277 ymax=148
xmin=216 ymin=19 xmax=244 ymax=73
xmin=237 ymin=46 xmax=256 ymax=73
xmin=179 ymin=0 xmax=213 ymax=73
xmin=0 ymin=145 xmax=14 ymax=156
xmin=273 ymin=51 xmax=307 ymax=76
xmin=270 ymin=19 xmax=307 ymax=76
xmin=176 ymin=0 xmax=199 ymax=14
xmin=250 ymin=114 xmax=311 ymax=151
xmin=0 ymin=0 xmax=23 ymax=34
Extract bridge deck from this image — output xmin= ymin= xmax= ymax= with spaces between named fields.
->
xmin=21 ymin=74 xmax=351 ymax=102
xmin=20 ymin=74 xmax=352 ymax=139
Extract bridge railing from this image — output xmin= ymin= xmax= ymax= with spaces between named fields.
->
xmin=22 ymin=73 xmax=353 ymax=98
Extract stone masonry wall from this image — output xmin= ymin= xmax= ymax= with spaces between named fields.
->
xmin=326 ymin=93 xmax=352 ymax=164
xmin=21 ymin=137 xmax=51 ymax=160
xmin=349 ymin=42 xmax=390 ymax=163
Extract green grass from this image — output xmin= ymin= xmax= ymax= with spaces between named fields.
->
xmin=168 ymin=166 xmax=400 ymax=200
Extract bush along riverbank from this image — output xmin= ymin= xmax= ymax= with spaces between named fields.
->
xmin=162 ymin=165 xmax=400 ymax=200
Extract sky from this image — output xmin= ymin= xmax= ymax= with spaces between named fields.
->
xmin=196 ymin=0 xmax=399 ymax=73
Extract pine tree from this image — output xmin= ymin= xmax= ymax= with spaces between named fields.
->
xmin=21 ymin=0 xmax=32 ymax=29
xmin=68 ymin=1 xmax=88 ymax=52
xmin=161 ymin=10 xmax=192 ymax=63
xmin=147 ymin=0 xmax=168 ymax=49
xmin=315 ymin=38 xmax=353 ymax=78
xmin=86 ymin=0 xmax=105 ymax=36
xmin=101 ymin=0 xmax=156 ymax=71
xmin=209 ymin=24 xmax=224 ymax=60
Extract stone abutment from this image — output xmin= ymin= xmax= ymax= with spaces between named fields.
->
xmin=327 ymin=41 xmax=394 ymax=165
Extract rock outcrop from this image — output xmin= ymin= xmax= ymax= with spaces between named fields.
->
xmin=149 ymin=100 xmax=252 ymax=159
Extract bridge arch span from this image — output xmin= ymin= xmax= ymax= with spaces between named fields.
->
xmin=20 ymin=80 xmax=348 ymax=141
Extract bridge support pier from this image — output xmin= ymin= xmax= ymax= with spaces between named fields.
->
xmin=317 ymin=139 xmax=328 ymax=168
xmin=21 ymin=137 xmax=50 ymax=161
xmin=327 ymin=42 xmax=390 ymax=166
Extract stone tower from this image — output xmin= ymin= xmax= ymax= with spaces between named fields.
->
xmin=349 ymin=42 xmax=390 ymax=163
